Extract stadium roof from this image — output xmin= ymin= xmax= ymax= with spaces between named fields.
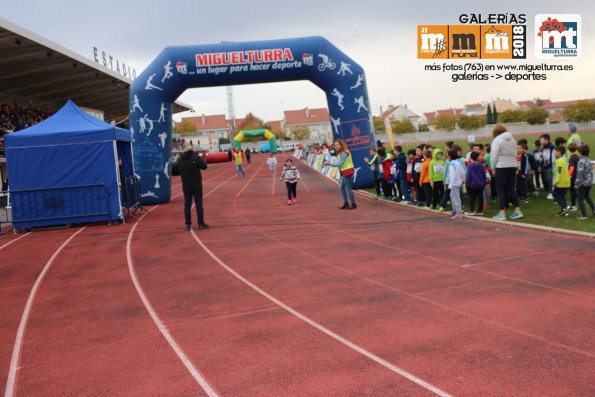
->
xmin=0 ymin=17 xmax=192 ymax=121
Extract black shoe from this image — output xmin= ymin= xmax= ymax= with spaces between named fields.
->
xmin=198 ymin=223 xmax=210 ymax=230
xmin=185 ymin=225 xmax=191 ymax=231
xmin=557 ymin=207 xmax=570 ymax=216
xmin=339 ymin=203 xmax=349 ymax=209
xmin=349 ymin=204 xmax=357 ymax=210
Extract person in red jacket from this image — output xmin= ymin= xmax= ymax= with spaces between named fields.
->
xmin=378 ymin=147 xmax=394 ymax=199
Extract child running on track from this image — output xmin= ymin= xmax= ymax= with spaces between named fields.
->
xmin=280 ymin=158 xmax=301 ymax=205
xmin=267 ymin=153 xmax=277 ymax=175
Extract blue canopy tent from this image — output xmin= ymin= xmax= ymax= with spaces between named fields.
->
xmin=4 ymin=100 xmax=133 ymax=228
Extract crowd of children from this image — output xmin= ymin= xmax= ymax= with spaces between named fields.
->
xmin=363 ymin=125 xmax=594 ymax=220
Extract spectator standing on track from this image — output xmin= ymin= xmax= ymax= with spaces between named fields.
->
xmin=324 ymin=139 xmax=357 ymax=210
xmin=233 ymin=148 xmax=246 ymax=179
xmin=491 ymin=124 xmax=523 ymax=220
xmin=266 ymin=153 xmax=277 ymax=175
xmin=280 ymin=158 xmax=301 ymax=205
xmin=177 ymin=145 xmax=209 ymax=231
xmin=465 ymin=151 xmax=486 ymax=216
xmin=245 ymin=147 xmax=251 ymax=164
xmin=552 ymin=146 xmax=571 ymax=216
xmin=574 ymin=144 xmax=595 ymax=220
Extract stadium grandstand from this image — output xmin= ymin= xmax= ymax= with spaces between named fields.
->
xmin=0 ymin=16 xmax=192 ymax=189
xmin=0 ymin=17 xmax=191 ymax=126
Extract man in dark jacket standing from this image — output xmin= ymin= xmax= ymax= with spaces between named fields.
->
xmin=177 ymin=145 xmax=209 ymax=231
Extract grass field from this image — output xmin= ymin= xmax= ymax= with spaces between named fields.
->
xmin=376 ymin=130 xmax=595 ymax=234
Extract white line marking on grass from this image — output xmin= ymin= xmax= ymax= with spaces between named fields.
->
xmin=191 ymin=231 xmax=452 ymax=397
xmin=5 ymin=227 xmax=86 ymax=397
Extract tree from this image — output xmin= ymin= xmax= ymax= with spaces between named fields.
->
xmin=391 ymin=119 xmax=416 ymax=134
xmin=492 ymin=104 xmax=499 ymax=124
xmin=418 ymin=123 xmax=430 ymax=132
xmin=457 ymin=114 xmax=486 ymax=130
xmin=524 ymin=107 xmax=549 ymax=125
xmin=486 ymin=104 xmax=493 ymax=125
xmin=290 ymin=125 xmax=311 ymax=140
xmin=218 ymin=137 xmax=230 ymax=144
xmin=498 ymin=109 xmax=525 ymax=123
xmin=372 ymin=116 xmax=386 ymax=133
xmin=237 ymin=112 xmax=266 ymax=131
xmin=236 ymin=112 xmax=267 ymax=142
xmin=563 ymin=101 xmax=595 ymax=122
xmin=271 ymin=127 xmax=289 ymax=140
xmin=172 ymin=120 xmax=196 ymax=134
xmin=432 ymin=115 xmax=457 ymax=131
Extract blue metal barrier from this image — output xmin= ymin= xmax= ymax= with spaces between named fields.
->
xmin=122 ymin=176 xmax=145 ymax=221
xmin=9 ymin=184 xmax=110 ymax=227
xmin=0 ymin=191 xmax=12 ymax=234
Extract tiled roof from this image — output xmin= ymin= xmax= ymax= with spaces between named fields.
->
xmin=181 ymin=114 xmax=228 ymax=131
xmin=284 ymin=108 xmax=329 ymax=125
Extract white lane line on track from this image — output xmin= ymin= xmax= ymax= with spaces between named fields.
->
xmin=461 ymin=252 xmax=542 ymax=268
xmin=0 ymin=233 xmax=29 ymax=252
xmin=299 ymin=176 xmax=310 ymax=192
xmin=235 ymin=160 xmax=267 ymax=197
xmin=190 ymin=231 xmax=452 ymax=397
xmin=4 ymin=227 xmax=86 ymax=397
xmin=124 ymin=172 xmax=237 ymax=397
xmin=127 ymin=221 xmax=218 ymax=397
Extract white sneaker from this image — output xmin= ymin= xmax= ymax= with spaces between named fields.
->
xmin=546 ymin=193 xmax=554 ymax=200
xmin=568 ymin=206 xmax=577 ymax=211
xmin=464 ymin=211 xmax=476 ymax=216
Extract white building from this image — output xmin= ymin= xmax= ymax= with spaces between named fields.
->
xmin=283 ymin=107 xmax=332 ymax=142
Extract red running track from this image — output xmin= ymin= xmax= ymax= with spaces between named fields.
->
xmin=1 ymin=155 xmax=594 ymax=396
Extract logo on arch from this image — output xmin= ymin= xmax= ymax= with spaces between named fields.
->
xmin=176 ymin=61 xmax=188 ymax=74
xmin=302 ymin=53 xmax=314 ymax=66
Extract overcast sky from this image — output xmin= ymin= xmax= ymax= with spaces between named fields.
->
xmin=3 ymin=0 xmax=594 ymax=122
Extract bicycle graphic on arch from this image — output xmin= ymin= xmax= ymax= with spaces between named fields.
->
xmin=317 ymin=53 xmax=336 ymax=71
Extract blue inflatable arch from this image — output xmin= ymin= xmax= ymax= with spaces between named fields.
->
xmin=131 ymin=36 xmax=376 ymax=204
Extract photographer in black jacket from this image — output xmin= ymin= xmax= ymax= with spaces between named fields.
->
xmin=177 ymin=145 xmax=209 ymax=231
